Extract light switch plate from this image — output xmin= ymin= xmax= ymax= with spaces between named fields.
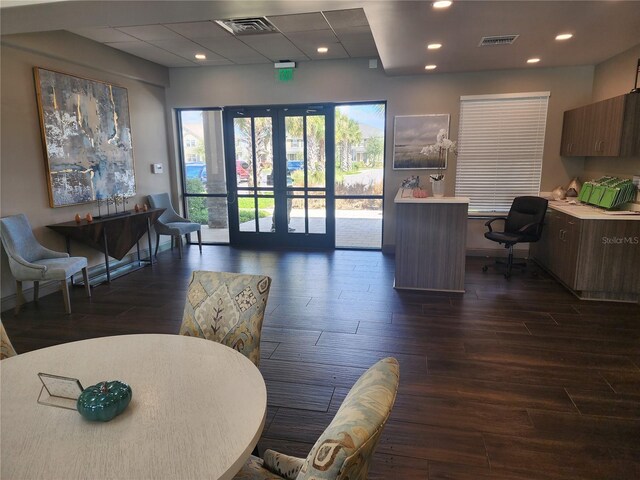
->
xmin=151 ymin=163 xmax=164 ymax=174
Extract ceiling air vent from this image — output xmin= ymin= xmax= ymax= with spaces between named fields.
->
xmin=215 ymin=17 xmax=277 ymax=36
xmin=478 ymin=35 xmax=519 ymax=47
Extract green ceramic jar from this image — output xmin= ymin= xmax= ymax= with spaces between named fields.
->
xmin=77 ymin=381 xmax=132 ymax=422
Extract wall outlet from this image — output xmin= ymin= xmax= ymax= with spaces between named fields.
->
xmin=151 ymin=163 xmax=164 ymax=174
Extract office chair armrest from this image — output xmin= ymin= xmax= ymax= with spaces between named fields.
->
xmin=517 ymin=222 xmax=541 ymax=236
xmin=484 ymin=217 xmax=506 ymax=233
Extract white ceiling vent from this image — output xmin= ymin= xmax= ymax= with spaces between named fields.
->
xmin=215 ymin=17 xmax=278 ymax=36
xmin=478 ymin=35 xmax=519 ymax=47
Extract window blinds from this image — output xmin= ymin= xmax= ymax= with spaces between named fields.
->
xmin=454 ymin=92 xmax=549 ymax=213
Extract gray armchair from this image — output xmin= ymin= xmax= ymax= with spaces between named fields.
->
xmin=0 ymin=214 xmax=90 ymax=314
xmin=147 ymin=193 xmax=202 ymax=259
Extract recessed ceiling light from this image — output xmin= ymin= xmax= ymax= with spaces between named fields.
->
xmin=555 ymin=33 xmax=573 ymax=41
xmin=433 ymin=1 xmax=452 ymax=8
xmin=527 ymin=58 xmax=541 ymax=64
xmin=425 ymin=64 xmax=437 ymax=70
xmin=317 ymin=47 xmax=328 ymax=53
xmin=195 ymin=54 xmax=207 ymax=60
xmin=427 ymin=43 xmax=442 ymax=50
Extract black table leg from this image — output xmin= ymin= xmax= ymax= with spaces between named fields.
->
xmin=103 ymin=228 xmax=111 ymax=283
xmin=147 ymin=218 xmax=154 ymax=266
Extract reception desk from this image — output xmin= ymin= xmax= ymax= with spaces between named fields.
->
xmin=394 ymin=190 xmax=469 ymax=292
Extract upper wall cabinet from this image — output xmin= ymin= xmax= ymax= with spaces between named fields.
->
xmin=560 ymin=93 xmax=640 ymax=157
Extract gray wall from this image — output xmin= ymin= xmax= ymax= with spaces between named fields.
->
xmin=166 ymin=59 xmax=594 ymax=250
xmin=0 ymin=32 xmax=172 ymax=299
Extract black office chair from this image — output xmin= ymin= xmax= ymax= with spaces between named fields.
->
xmin=482 ymin=196 xmax=548 ymax=278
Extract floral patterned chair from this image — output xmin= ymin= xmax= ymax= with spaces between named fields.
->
xmin=179 ymin=271 xmax=272 ymax=366
xmin=234 ymin=357 xmax=400 ymax=480
xmin=1 ymin=321 xmax=17 ymax=360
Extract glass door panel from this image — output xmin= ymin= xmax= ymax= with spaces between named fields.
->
xmin=334 ymin=103 xmax=386 ymax=249
xmin=225 ymin=105 xmax=334 ymax=248
xmin=179 ymin=109 xmax=229 ymax=244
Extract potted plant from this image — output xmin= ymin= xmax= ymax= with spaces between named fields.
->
xmin=420 ymin=129 xmax=458 ymax=198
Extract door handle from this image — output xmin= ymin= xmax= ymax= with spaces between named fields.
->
xmin=227 ymin=190 xmax=237 ymax=205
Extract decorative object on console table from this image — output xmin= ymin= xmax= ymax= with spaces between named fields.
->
xmin=34 ymin=68 xmax=136 ymax=208
xmin=393 ymin=114 xmax=450 ymax=169
xmin=421 ymin=128 xmax=458 ymax=198
xmin=47 ymin=208 xmax=164 ymax=285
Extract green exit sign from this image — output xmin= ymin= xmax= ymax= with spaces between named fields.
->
xmin=277 ymin=68 xmax=294 ymax=82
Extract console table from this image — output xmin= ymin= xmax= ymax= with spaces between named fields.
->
xmin=48 ymin=209 xmax=164 ymax=284
xmin=394 ymin=189 xmax=469 ymax=292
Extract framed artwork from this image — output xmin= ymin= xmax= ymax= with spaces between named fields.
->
xmin=393 ymin=114 xmax=450 ymax=169
xmin=34 ymin=67 xmax=136 ymax=207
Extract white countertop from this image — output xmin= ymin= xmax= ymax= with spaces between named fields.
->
xmin=395 ymin=189 xmax=470 ymax=204
xmin=548 ymin=200 xmax=640 ymax=220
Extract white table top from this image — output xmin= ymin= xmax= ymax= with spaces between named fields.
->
xmin=394 ymin=189 xmax=470 ymax=204
xmin=1 ymin=334 xmax=267 ymax=480
xmin=548 ymin=200 xmax=640 ymax=220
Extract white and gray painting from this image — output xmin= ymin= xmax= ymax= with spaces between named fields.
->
xmin=36 ymin=68 xmax=136 ymax=207
xmin=393 ymin=114 xmax=449 ymax=169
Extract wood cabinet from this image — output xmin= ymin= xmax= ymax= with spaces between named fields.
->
xmin=560 ymin=93 xmax=639 ymax=157
xmin=531 ymin=208 xmax=640 ymax=302
xmin=394 ymin=194 xmax=469 ymax=292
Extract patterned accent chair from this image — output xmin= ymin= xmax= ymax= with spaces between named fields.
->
xmin=1 ymin=321 xmax=17 ymax=360
xmin=234 ymin=357 xmax=400 ymax=480
xmin=148 ymin=193 xmax=202 ymax=259
xmin=0 ymin=214 xmax=91 ymax=314
xmin=180 ymin=271 xmax=272 ymax=367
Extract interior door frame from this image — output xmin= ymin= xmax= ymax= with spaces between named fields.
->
xmin=223 ymin=103 xmax=335 ymax=249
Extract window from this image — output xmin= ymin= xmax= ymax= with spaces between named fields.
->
xmin=184 ymin=136 xmax=197 ymax=148
xmin=454 ymin=92 xmax=549 ymax=213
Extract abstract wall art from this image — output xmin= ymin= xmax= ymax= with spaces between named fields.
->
xmin=393 ymin=114 xmax=450 ymax=169
xmin=34 ymin=68 xmax=136 ymax=207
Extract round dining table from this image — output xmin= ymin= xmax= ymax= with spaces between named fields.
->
xmin=1 ymin=334 xmax=267 ymax=480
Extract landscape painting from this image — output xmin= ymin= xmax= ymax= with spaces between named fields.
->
xmin=393 ymin=114 xmax=449 ymax=169
xmin=34 ymin=68 xmax=136 ymax=207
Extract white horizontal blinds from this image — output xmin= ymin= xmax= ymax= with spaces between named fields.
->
xmin=455 ymin=92 xmax=549 ymax=213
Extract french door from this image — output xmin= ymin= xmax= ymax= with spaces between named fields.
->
xmin=224 ymin=105 xmax=335 ymax=248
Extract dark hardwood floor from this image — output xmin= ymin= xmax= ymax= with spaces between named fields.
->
xmin=2 ymin=246 xmax=639 ymax=479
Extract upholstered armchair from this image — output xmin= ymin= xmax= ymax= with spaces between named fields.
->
xmin=1 ymin=321 xmax=17 ymax=360
xmin=0 ymin=214 xmax=91 ymax=314
xmin=234 ymin=357 xmax=400 ymax=480
xmin=147 ymin=193 xmax=202 ymax=259
xmin=180 ymin=271 xmax=272 ymax=366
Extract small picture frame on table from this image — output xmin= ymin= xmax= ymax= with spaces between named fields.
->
xmin=37 ymin=373 xmax=84 ymax=410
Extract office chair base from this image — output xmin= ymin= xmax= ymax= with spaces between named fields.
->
xmin=482 ymin=248 xmax=527 ymax=279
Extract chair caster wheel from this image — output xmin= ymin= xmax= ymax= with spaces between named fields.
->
xmin=482 ymin=266 xmax=488 ymax=272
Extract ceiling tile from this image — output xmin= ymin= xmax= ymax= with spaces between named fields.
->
xmin=147 ymin=38 xmax=226 ymax=62
xmin=69 ymin=27 xmax=137 ymax=43
xmin=239 ymin=33 xmax=308 ymax=62
xmin=334 ymin=26 xmax=378 ymax=58
xmin=164 ymin=21 xmax=230 ymax=39
xmin=323 ymin=8 xmax=369 ymax=29
xmin=106 ymin=41 xmax=195 ymax=67
xmin=285 ymin=30 xmax=339 ymax=49
xmin=266 ymin=13 xmax=329 ymax=33
xmin=304 ymin=43 xmax=350 ymax=60
xmin=116 ymin=25 xmax=182 ymax=41
xmin=192 ymin=36 xmax=268 ymax=62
